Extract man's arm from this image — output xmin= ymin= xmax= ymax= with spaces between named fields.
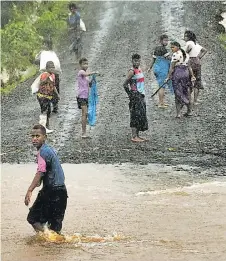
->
xmin=148 ymin=57 xmax=156 ymax=71
xmin=165 ymin=61 xmax=176 ymax=82
xmin=24 ymin=172 xmax=42 ymax=206
xmin=123 ymin=70 xmax=134 ymax=95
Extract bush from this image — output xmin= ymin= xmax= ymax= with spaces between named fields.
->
xmin=1 ymin=1 xmax=71 ymax=91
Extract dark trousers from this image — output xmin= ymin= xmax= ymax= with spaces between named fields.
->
xmin=52 ymin=74 xmax=60 ymax=110
xmin=37 ymin=96 xmax=52 ymax=127
xmin=27 ymin=186 xmax=68 ymax=233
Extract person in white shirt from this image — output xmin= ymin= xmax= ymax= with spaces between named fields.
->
xmin=165 ymin=42 xmax=196 ymax=118
xmin=35 ymin=39 xmax=62 ymax=113
xmin=184 ymin=30 xmax=207 ymax=105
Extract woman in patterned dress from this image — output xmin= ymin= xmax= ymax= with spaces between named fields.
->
xmin=165 ymin=42 xmax=196 ymax=118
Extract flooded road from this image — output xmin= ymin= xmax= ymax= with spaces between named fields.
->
xmin=2 ymin=163 xmax=226 ymax=261
xmin=1 ymin=1 xmax=226 ymax=260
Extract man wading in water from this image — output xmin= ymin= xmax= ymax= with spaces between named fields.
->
xmin=123 ymin=54 xmax=149 ymax=142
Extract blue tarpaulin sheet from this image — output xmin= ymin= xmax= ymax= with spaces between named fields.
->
xmin=88 ymin=75 xmax=99 ymax=126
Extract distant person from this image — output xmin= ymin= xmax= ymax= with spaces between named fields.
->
xmin=35 ymin=39 xmax=61 ymax=113
xmin=184 ymin=30 xmax=207 ymax=105
xmin=67 ymin=2 xmax=83 ymax=59
xmin=77 ymin=58 xmax=99 ymax=138
xmin=123 ymin=53 xmax=149 ymax=142
xmin=148 ymin=34 xmax=173 ymax=108
xmin=37 ymin=61 xmax=60 ymax=133
xmin=25 ymin=124 xmax=68 ymax=234
xmin=165 ymin=42 xmax=196 ymax=118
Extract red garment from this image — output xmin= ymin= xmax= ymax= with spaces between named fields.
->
xmin=38 ymin=72 xmax=55 ymax=96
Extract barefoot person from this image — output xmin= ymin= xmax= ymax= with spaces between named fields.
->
xmin=165 ymin=42 xmax=196 ymax=118
xmin=148 ymin=34 xmax=172 ymax=108
xmin=184 ymin=30 xmax=207 ymax=105
xmin=77 ymin=58 xmax=98 ymax=138
xmin=37 ymin=61 xmax=60 ymax=133
xmin=25 ymin=124 xmax=68 ymax=234
xmin=123 ymin=53 xmax=148 ymax=142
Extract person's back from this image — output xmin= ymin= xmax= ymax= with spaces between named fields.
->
xmin=38 ymin=143 xmax=65 ymax=188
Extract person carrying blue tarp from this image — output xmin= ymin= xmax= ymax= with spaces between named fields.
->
xmin=148 ymin=34 xmax=174 ymax=108
xmin=76 ymin=58 xmax=99 ymax=138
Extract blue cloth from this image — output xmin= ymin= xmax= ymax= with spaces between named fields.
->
xmin=153 ymin=56 xmax=173 ymax=94
xmin=39 ymin=144 xmax=65 ymax=188
xmin=88 ymin=75 xmax=98 ymax=126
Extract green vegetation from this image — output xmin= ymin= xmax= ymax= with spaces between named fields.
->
xmin=1 ymin=1 xmax=71 ymax=94
xmin=219 ymin=33 xmax=226 ymax=50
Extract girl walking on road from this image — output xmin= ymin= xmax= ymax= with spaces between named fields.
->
xmin=123 ymin=53 xmax=148 ymax=142
xmin=184 ymin=30 xmax=207 ymax=105
xmin=165 ymin=42 xmax=196 ymax=118
xmin=76 ymin=58 xmax=98 ymax=138
xmin=148 ymin=34 xmax=173 ymax=108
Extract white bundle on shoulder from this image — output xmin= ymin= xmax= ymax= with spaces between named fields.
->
xmin=39 ymin=51 xmax=62 ymax=73
xmin=80 ymin=19 xmax=86 ymax=32
xmin=31 ymin=74 xmax=41 ymax=95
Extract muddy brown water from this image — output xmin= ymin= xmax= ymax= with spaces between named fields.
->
xmin=2 ymin=163 xmax=226 ymax=261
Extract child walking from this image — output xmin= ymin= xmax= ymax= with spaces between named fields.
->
xmin=123 ymin=53 xmax=149 ymax=142
xmin=37 ymin=61 xmax=60 ymax=133
xmin=25 ymin=124 xmax=68 ymax=234
xmin=148 ymin=34 xmax=172 ymax=108
xmin=184 ymin=30 xmax=207 ymax=105
xmin=77 ymin=58 xmax=98 ymax=138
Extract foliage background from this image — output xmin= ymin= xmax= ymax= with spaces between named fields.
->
xmin=1 ymin=1 xmax=71 ymax=91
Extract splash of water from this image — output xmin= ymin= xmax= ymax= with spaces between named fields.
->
xmin=36 ymin=228 xmax=125 ymax=244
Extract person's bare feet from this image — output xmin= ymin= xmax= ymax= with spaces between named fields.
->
xmin=131 ymin=137 xmax=145 ymax=142
xmin=82 ymin=134 xmax=91 ymax=139
xmin=138 ymin=136 xmax=149 ymax=141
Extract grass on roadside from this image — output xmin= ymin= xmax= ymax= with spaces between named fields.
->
xmin=219 ymin=33 xmax=226 ymax=50
xmin=1 ymin=65 xmax=38 ymax=95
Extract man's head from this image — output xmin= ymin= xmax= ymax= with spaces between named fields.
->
xmin=132 ymin=53 xmax=141 ymax=68
xmin=31 ymin=124 xmax=46 ymax=149
xmin=69 ymin=2 xmax=77 ymax=13
xmin=160 ymin=34 xmax=169 ymax=46
xmin=79 ymin=58 xmax=88 ymax=71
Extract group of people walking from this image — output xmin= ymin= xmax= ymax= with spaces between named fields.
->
xmin=124 ymin=31 xmax=207 ymax=142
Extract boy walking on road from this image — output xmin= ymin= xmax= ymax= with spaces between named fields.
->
xmin=25 ymin=124 xmax=68 ymax=234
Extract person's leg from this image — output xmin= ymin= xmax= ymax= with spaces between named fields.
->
xmin=27 ymin=191 xmax=47 ymax=233
xmin=46 ymin=100 xmax=52 ymax=129
xmin=158 ymin=88 xmax=165 ymax=106
xmin=175 ymin=98 xmax=182 ymax=118
xmin=52 ymin=74 xmax=60 ymax=113
xmin=48 ymin=188 xmax=68 ymax=234
xmin=38 ymin=98 xmax=53 ymax=133
xmin=194 ymin=88 xmax=200 ymax=104
xmin=81 ymin=104 xmax=88 ymax=137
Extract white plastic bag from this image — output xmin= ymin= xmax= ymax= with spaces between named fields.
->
xmin=31 ymin=74 xmax=41 ymax=95
xmin=80 ymin=19 xmax=86 ymax=32
xmin=39 ymin=51 xmax=62 ymax=73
